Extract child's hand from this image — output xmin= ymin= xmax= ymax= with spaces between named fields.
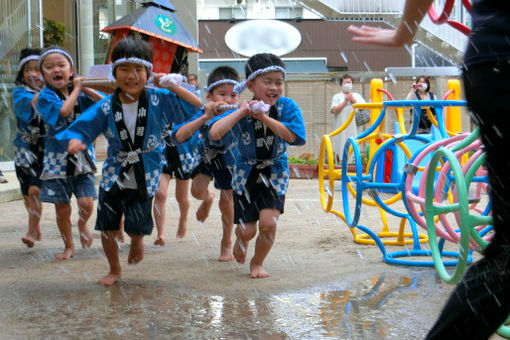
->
xmin=72 ymin=76 xmax=84 ymax=90
xmin=237 ymin=100 xmax=251 ymax=117
xmin=153 ymin=73 xmax=166 ymax=87
xmin=249 ymin=100 xmax=270 ymax=115
xmin=68 ymin=139 xmax=86 ymax=155
xmin=158 ymin=73 xmax=184 ymax=90
xmin=204 ymin=102 xmax=227 ymax=118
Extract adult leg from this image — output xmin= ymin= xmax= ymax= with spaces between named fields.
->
xmin=97 ymin=230 xmax=121 ymax=286
xmin=76 ymin=196 xmax=94 ymax=248
xmin=218 ymin=189 xmax=234 ymax=262
xmin=427 ymin=63 xmax=510 ymax=339
xmin=153 ymin=173 xmax=170 ymax=245
xmin=55 ymin=202 xmax=74 ymax=260
xmin=191 ymin=173 xmax=214 ymax=223
xmin=175 ymin=178 xmax=190 ymax=238
xmin=250 ymin=208 xmax=279 ymax=278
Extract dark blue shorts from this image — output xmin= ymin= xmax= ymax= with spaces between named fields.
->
xmin=162 ymin=145 xmax=191 ymax=180
xmin=40 ymin=173 xmax=97 ymax=204
xmin=192 ymin=155 xmax=232 ymax=190
xmin=233 ymin=169 xmax=285 ymax=224
xmin=15 ymin=165 xmax=42 ymax=196
xmin=95 ymin=185 xmax=154 ymax=235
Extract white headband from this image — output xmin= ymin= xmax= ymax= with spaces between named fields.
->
xmin=111 ymin=57 xmax=153 ymax=78
xmin=40 ymin=49 xmax=74 ymax=67
xmin=19 ymin=55 xmax=40 ymax=69
xmin=234 ymin=65 xmax=286 ymax=94
xmin=204 ymin=79 xmax=240 ymax=93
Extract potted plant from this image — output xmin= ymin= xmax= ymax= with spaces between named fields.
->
xmin=289 ymin=152 xmax=318 ymax=179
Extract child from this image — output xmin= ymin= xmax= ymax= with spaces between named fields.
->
xmin=153 ymin=91 xmax=200 ymax=245
xmin=12 ymin=48 xmax=45 ymax=247
xmin=209 ymin=53 xmax=306 ymax=278
xmin=172 ymin=66 xmax=240 ymax=261
xmin=57 ymin=37 xmax=200 ymax=286
xmin=36 ymin=46 xmax=104 ymax=260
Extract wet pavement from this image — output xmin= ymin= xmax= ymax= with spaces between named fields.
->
xmin=0 ymin=175 xmax=503 ymax=339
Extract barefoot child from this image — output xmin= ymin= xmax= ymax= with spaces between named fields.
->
xmin=153 ymin=82 xmax=200 ymax=244
xmin=172 ymin=66 xmax=240 ymax=261
xmin=209 ymin=53 xmax=306 ymax=278
xmin=36 ymin=46 xmax=104 ymax=259
xmin=57 ymin=37 xmax=200 ymax=286
xmin=12 ymin=48 xmax=45 ymax=247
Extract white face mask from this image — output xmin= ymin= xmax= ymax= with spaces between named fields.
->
xmin=342 ymin=83 xmax=353 ymax=93
xmin=417 ymin=83 xmax=428 ymax=91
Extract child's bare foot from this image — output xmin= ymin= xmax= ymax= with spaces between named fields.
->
xmin=196 ymin=191 xmax=215 ymax=222
xmin=250 ymin=261 xmax=270 ymax=279
xmin=154 ymin=231 xmax=166 ymax=246
xmin=79 ymin=229 xmax=93 ymax=248
xmin=233 ymin=237 xmax=247 ymax=264
xmin=128 ymin=237 xmax=145 ymax=264
xmin=115 ymin=229 xmax=125 ymax=243
xmin=35 ymin=225 xmax=42 ymax=241
xmin=21 ymin=235 xmax=35 ymax=248
xmin=97 ymin=271 xmax=121 ymax=286
xmin=176 ymin=222 xmax=186 ymax=239
xmin=219 ymin=240 xmax=234 ymax=262
xmin=56 ymin=247 xmax=74 ymax=260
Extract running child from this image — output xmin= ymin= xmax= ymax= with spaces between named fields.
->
xmin=172 ymin=66 xmax=240 ymax=261
xmin=57 ymin=37 xmax=200 ymax=286
xmin=12 ymin=48 xmax=45 ymax=247
xmin=209 ymin=53 xmax=306 ymax=278
xmin=36 ymin=46 xmax=104 ymax=259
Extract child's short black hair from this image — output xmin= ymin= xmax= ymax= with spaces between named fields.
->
xmin=111 ymin=38 xmax=153 ymax=78
xmin=16 ymin=48 xmax=42 ymax=86
xmin=39 ymin=45 xmax=74 ymax=69
xmin=207 ymin=66 xmax=240 ymax=87
xmin=245 ymin=53 xmax=286 ymax=79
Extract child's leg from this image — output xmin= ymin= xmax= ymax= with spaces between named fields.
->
xmin=191 ymin=173 xmax=214 ymax=223
xmin=54 ymin=202 xmax=74 ymax=260
xmin=250 ymin=208 xmax=280 ymax=279
xmin=233 ymin=221 xmax=257 ymax=264
xmin=218 ymin=189 xmax=234 ymax=262
xmin=127 ymin=234 xmax=145 ymax=265
xmin=153 ymin=173 xmax=170 ymax=245
xmin=97 ymin=230 xmax=121 ymax=286
xmin=76 ymin=196 xmax=94 ymax=248
xmin=21 ymin=186 xmax=43 ymax=247
xmin=117 ymin=215 xmax=125 ymax=243
xmin=175 ymin=178 xmax=190 ymax=238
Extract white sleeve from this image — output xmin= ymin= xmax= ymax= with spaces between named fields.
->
xmin=330 ymin=93 xmax=345 ymax=111
xmin=354 ymin=93 xmax=366 ymax=104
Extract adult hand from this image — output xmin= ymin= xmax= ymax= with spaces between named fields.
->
xmin=347 ymin=25 xmax=408 ymax=47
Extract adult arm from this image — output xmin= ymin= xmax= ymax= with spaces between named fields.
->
xmin=347 ymin=0 xmax=434 ymax=47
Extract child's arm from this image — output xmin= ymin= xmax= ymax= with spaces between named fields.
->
xmin=82 ymin=86 xmax=105 ymax=102
xmin=208 ymin=101 xmax=249 ymax=141
xmin=175 ymin=102 xmax=226 ymax=143
xmin=170 ymin=85 xmax=202 ymax=108
xmin=59 ymin=76 xmax=84 ymax=117
xmin=155 ymin=73 xmax=202 ymax=107
xmin=252 ymin=113 xmax=297 ymax=143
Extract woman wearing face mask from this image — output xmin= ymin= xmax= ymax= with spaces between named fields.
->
xmin=330 ymin=74 xmax=366 ymax=164
xmin=406 ymin=76 xmax=436 ymax=134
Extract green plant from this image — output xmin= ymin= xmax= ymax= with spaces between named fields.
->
xmin=289 ymin=152 xmax=318 ymax=165
xmin=43 ymin=18 xmax=66 ymax=47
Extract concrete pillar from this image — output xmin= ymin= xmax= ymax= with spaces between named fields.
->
xmin=78 ymin=0 xmax=94 ymax=76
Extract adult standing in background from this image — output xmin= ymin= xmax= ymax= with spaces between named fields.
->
xmin=329 ymin=74 xmax=366 ymax=164
xmin=406 ymin=76 xmax=436 ymax=133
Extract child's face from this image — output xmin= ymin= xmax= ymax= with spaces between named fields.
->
xmin=115 ymin=62 xmax=148 ymax=100
xmin=206 ymin=84 xmax=238 ymax=105
xmin=23 ymin=60 xmax=43 ymax=90
xmin=247 ymin=71 xmax=284 ymax=106
xmin=40 ymin=53 xmax=73 ymax=90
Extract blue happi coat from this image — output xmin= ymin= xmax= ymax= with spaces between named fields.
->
xmin=36 ymin=87 xmax=97 ymax=179
xmin=209 ymin=96 xmax=306 ymax=195
xmin=171 ymin=108 xmax=238 ymax=168
xmin=12 ymin=86 xmax=45 ymax=168
xmin=56 ymin=88 xmax=199 ymax=197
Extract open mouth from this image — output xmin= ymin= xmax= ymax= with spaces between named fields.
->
xmin=52 ymin=75 xmax=64 ymax=82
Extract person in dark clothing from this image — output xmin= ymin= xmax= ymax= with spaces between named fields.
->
xmin=348 ymin=0 xmax=510 ymax=338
